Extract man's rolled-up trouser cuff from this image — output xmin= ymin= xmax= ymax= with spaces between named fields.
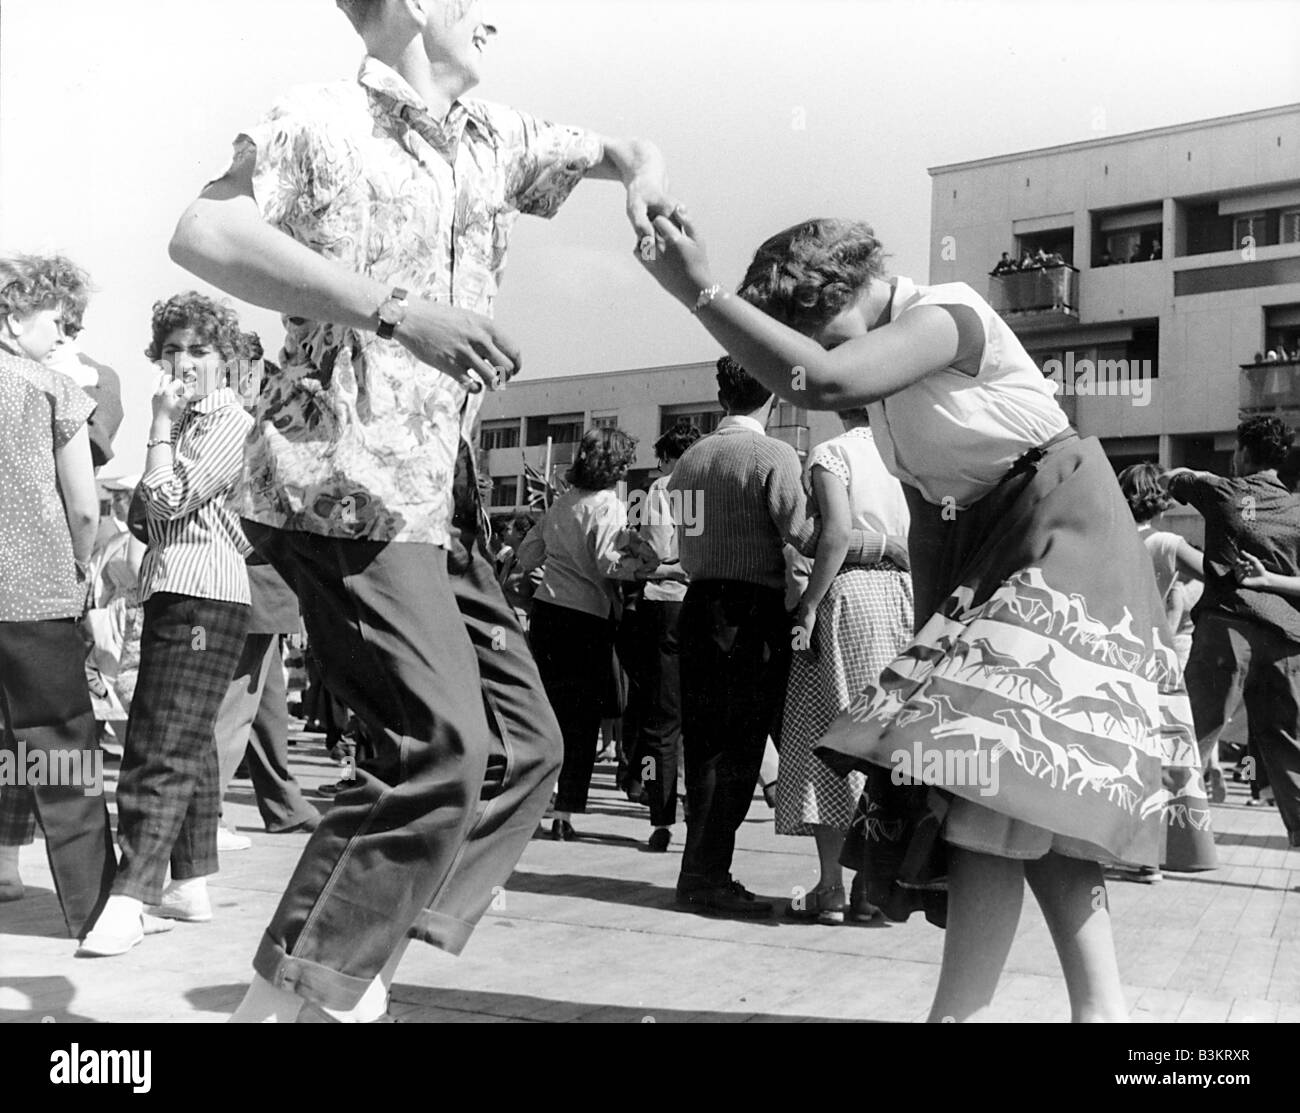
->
xmin=252 ymin=931 xmax=375 ymax=1011
xmin=407 ymin=909 xmax=475 ymax=956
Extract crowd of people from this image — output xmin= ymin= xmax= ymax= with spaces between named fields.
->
xmin=990 ymin=247 xmax=1069 ymax=274
xmin=0 ymin=0 xmax=1296 ymax=1025
xmin=990 ymin=239 xmax=1165 ymax=275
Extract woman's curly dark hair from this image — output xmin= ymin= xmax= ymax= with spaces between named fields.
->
xmin=1238 ymin=415 xmax=1295 ymax=470
xmin=145 ymin=291 xmax=243 ymax=363
xmin=0 ymin=253 xmax=90 ymax=323
xmin=1117 ymin=462 xmax=1171 ymax=524
xmin=568 ymin=427 xmax=638 ymax=491
xmin=654 ymin=420 xmax=701 ymax=463
xmin=738 ymin=219 xmax=887 ymax=333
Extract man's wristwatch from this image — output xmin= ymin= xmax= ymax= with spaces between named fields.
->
xmin=376 ymin=287 xmax=410 ymax=340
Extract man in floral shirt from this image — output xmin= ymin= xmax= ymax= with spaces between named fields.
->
xmin=171 ymin=0 xmax=680 ymax=1022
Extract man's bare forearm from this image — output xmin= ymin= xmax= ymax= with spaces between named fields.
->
xmin=169 ymin=189 xmax=389 ymax=330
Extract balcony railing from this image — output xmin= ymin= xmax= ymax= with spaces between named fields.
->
xmin=1240 ymin=359 xmax=1300 ymax=414
xmin=988 ymin=265 xmax=1079 ymax=327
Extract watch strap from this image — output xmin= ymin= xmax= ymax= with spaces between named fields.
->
xmin=376 ymin=287 xmax=410 ymax=340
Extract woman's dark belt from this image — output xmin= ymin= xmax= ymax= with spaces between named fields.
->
xmin=999 ymin=427 xmax=1079 ymax=487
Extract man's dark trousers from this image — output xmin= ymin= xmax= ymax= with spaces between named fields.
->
xmin=623 ymin=598 xmax=684 ymax=828
xmin=678 ymin=580 xmax=791 ymax=888
xmin=1185 ymin=610 xmax=1300 ymax=840
xmin=244 ymin=462 xmax=562 ymax=1008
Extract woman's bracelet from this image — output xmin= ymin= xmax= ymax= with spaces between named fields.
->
xmin=146 ymin=437 xmax=172 ymax=449
xmin=691 ymin=285 xmax=730 ymax=314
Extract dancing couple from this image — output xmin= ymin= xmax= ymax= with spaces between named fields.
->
xmin=170 ymin=0 xmax=1214 ymax=1023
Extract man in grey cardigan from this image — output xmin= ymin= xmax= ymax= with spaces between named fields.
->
xmin=668 ymin=357 xmax=907 ymax=917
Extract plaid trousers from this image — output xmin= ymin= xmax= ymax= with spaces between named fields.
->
xmin=112 ymin=593 xmax=249 ymax=903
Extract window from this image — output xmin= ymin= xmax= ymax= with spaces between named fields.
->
xmin=1181 ymin=192 xmax=1300 ymax=257
xmin=1263 ymin=304 xmax=1300 ymax=363
xmin=489 ymin=477 xmax=519 ymax=508
xmin=1234 ymin=212 xmax=1275 ymax=252
xmin=591 ymin=414 xmax=619 ymax=430
xmin=1091 ymin=206 xmax=1162 ymax=266
xmin=1171 ymin=434 xmax=1231 ymax=478
xmin=1100 ymin=437 xmax=1159 ymax=475
xmin=1282 ymin=210 xmax=1300 ymax=245
xmin=480 ymin=421 xmax=520 ymax=450
xmin=525 ymin=414 xmax=584 ymax=446
xmin=1182 ymin=202 xmax=1234 ymax=256
xmin=661 ymin=406 xmax=723 ymax=436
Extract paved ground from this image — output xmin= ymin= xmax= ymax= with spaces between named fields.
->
xmin=2 ymin=729 xmax=1299 ymax=1024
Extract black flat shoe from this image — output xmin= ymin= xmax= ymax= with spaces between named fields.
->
xmin=675 ymin=878 xmax=772 ymax=919
xmin=551 ymin=819 xmax=576 ymax=841
xmin=647 ymin=827 xmax=671 ymax=852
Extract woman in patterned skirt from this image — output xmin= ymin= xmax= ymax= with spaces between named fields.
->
xmin=779 ymin=411 xmax=912 ymax=922
xmin=639 ymin=213 xmax=1216 ymax=1022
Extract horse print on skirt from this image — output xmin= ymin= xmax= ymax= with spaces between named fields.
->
xmin=821 ymin=564 xmax=1215 ymax=870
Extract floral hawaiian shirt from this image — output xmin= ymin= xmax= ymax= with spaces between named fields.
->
xmin=229 ymin=58 xmax=603 ymax=546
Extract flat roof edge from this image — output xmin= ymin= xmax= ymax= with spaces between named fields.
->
xmin=495 ymin=360 xmax=720 ymax=389
xmin=927 ymin=102 xmax=1300 ymax=177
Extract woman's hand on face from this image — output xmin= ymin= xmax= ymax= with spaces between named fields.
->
xmin=635 ymin=210 xmax=715 ymax=308
xmin=151 ymin=374 xmax=191 ymax=424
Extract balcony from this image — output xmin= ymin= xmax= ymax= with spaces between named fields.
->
xmin=988 ymin=265 xmax=1079 ymax=330
xmin=1240 ymin=359 xmax=1300 ymax=415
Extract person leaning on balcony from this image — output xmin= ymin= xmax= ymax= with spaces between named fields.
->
xmin=1163 ymin=416 xmax=1300 ymax=850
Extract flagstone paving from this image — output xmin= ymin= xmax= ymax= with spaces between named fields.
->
xmin=2 ymin=730 xmax=1298 ymax=1023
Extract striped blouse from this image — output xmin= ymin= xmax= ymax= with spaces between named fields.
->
xmin=139 ymin=387 xmax=253 ymax=605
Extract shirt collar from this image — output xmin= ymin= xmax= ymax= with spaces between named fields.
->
xmin=187 ymin=387 xmax=242 ymax=417
xmin=718 ymin=414 xmax=766 ymax=435
xmin=357 ymin=56 xmax=489 ymax=143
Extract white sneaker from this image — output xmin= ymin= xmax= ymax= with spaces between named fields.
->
xmin=150 ymin=883 xmax=213 ymax=923
xmin=78 ymin=913 xmax=175 ymax=957
xmin=217 ymin=827 xmax=252 ymax=852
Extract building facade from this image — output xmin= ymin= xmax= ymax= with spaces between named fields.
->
xmin=475 ymin=360 xmax=840 ymax=514
xmin=475 ymin=103 xmax=1300 ymax=532
xmin=929 ymin=102 xmax=1300 ymax=488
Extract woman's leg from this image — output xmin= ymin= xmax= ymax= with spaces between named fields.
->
xmin=112 ymin=595 xmax=248 ymax=904
xmin=1025 ymin=853 xmax=1128 ymax=1022
xmin=812 ymin=824 xmax=846 ymax=891
xmin=927 ymin=848 xmax=1026 ymax=1022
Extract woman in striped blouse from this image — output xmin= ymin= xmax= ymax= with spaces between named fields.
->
xmin=80 ymin=293 xmax=254 ymax=957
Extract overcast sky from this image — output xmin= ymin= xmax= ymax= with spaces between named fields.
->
xmin=2 ymin=0 xmax=1298 ymax=476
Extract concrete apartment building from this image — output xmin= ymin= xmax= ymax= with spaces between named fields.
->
xmin=929 ymin=102 xmax=1300 ymax=481
xmin=476 ymin=103 xmax=1300 ymax=520
xmin=475 ymin=361 xmax=839 ymax=512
